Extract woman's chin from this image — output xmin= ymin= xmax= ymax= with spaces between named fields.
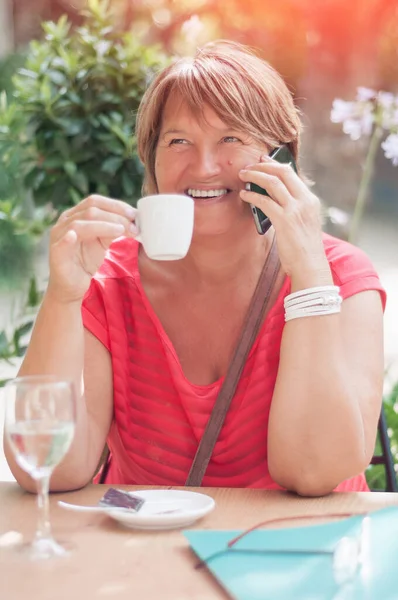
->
xmin=192 ymin=208 xmax=254 ymax=238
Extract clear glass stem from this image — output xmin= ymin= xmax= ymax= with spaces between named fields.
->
xmin=34 ymin=473 xmax=52 ymax=542
xmin=348 ymin=125 xmax=383 ymax=244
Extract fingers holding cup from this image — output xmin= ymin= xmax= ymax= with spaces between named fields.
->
xmin=52 ymin=195 xmax=138 ymax=245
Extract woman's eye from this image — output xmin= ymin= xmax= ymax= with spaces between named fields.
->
xmin=169 ymin=138 xmax=188 ymax=146
xmin=223 ymin=136 xmax=241 ymax=143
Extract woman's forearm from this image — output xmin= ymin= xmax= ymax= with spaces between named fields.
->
xmin=268 ymin=267 xmax=382 ymax=496
xmin=3 ymin=291 xmax=93 ymax=492
xmin=19 ymin=290 xmax=85 ymax=384
xmin=268 ymin=315 xmax=362 ymax=494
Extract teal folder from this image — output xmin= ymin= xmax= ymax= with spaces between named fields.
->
xmin=184 ymin=506 xmax=398 ymax=599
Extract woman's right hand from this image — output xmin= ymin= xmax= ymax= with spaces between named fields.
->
xmin=48 ymin=195 xmax=138 ymax=304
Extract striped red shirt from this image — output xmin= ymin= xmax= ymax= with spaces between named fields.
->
xmin=82 ymin=234 xmax=386 ymax=491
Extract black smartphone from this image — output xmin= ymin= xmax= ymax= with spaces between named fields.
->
xmin=246 ymin=145 xmax=298 ymax=235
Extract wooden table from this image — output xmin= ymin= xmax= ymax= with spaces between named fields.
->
xmin=1 ymin=483 xmax=398 ymax=600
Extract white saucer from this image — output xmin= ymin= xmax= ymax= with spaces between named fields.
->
xmin=106 ymin=489 xmax=215 ymax=530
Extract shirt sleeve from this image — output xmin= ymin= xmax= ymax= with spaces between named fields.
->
xmin=326 ymin=238 xmax=387 ymax=311
xmin=81 ymin=278 xmax=111 ymax=351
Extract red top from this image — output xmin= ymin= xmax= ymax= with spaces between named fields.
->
xmin=82 ymin=234 xmax=386 ymax=491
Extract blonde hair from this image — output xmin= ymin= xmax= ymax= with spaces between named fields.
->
xmin=136 ymin=41 xmax=302 ymax=195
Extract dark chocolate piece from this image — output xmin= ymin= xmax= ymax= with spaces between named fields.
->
xmin=98 ymin=488 xmax=145 ymax=512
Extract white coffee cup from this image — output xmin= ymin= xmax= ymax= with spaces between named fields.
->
xmin=135 ymin=194 xmax=194 ymax=261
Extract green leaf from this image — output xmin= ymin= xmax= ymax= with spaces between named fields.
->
xmin=98 ymin=114 xmax=111 ymax=128
xmin=16 ymin=68 xmax=38 ymax=80
xmin=0 ymin=331 xmax=9 ymax=354
xmin=71 ymin=170 xmax=89 ymax=195
xmin=53 ymin=136 xmax=70 ymax=158
xmin=97 ymin=182 xmax=109 ymax=196
xmin=12 ymin=329 xmax=20 ymax=354
xmin=27 ymin=277 xmax=41 ymax=307
xmin=16 ymin=345 xmax=28 ymax=357
xmin=64 ymin=161 xmax=77 ymax=177
xmin=42 ymin=156 xmax=65 ymax=170
xmin=54 ymin=118 xmax=83 ymax=136
xmin=42 ymin=15 xmax=71 ymax=42
xmin=69 ymin=187 xmax=82 ymax=205
xmin=25 ymin=169 xmax=46 ymax=191
xmin=40 ymin=78 xmax=52 ymax=103
xmin=15 ymin=321 xmax=34 ymax=338
xmin=67 ymin=91 xmax=83 ymax=106
xmin=101 ymin=156 xmax=123 ymax=175
xmin=47 ymin=70 xmax=67 ymax=86
xmin=121 ymin=169 xmax=135 ymax=198
xmin=99 ymin=139 xmax=125 ymax=156
xmin=109 ymin=111 xmax=123 ymax=123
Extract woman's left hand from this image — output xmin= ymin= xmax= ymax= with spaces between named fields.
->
xmin=239 ymin=154 xmax=333 ymax=288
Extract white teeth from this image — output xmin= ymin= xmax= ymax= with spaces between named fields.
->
xmin=187 ymin=188 xmax=228 ymax=198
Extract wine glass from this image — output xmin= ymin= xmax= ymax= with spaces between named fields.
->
xmin=4 ymin=375 xmax=76 ymax=560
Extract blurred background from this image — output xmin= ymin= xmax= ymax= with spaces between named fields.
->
xmin=0 ymin=0 xmax=397 ymax=485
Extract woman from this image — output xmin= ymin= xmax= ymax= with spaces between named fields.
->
xmin=5 ymin=41 xmax=385 ymax=496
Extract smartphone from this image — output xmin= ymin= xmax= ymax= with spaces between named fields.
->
xmin=246 ymin=145 xmax=298 ymax=235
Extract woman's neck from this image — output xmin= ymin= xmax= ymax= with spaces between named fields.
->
xmin=174 ymin=222 xmax=274 ymax=287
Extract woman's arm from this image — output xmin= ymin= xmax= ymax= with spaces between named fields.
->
xmin=3 ymin=194 xmax=137 ymax=492
xmin=267 ymin=283 xmax=383 ymax=497
xmin=239 ymin=157 xmax=384 ymax=496
xmin=3 ymin=292 xmax=113 ymax=492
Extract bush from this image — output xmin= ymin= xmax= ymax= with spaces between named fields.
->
xmin=0 ymin=52 xmax=26 ymax=96
xmin=8 ymin=0 xmax=168 ymax=210
xmin=0 ymin=93 xmax=53 ymax=286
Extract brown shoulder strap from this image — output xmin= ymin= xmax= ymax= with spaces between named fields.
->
xmin=185 ymin=236 xmax=280 ymax=487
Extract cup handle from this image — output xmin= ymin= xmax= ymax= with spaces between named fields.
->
xmin=134 ymin=213 xmax=142 ymax=243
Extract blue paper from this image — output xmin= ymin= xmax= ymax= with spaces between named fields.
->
xmin=184 ymin=506 xmax=398 ymax=600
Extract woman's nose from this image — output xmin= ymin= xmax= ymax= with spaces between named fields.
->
xmin=192 ymin=148 xmax=222 ymax=179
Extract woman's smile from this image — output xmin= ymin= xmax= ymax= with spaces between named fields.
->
xmin=185 ymin=187 xmax=233 ymax=205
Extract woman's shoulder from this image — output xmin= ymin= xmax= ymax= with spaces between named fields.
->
xmin=95 ymin=237 xmax=140 ymax=280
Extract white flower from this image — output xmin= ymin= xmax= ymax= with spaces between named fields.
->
xmin=382 ymin=107 xmax=398 ymax=130
xmin=331 ymin=98 xmax=375 ymax=140
xmin=378 ymin=92 xmax=396 ymax=109
xmin=342 ymin=119 xmax=363 ymax=141
xmin=382 ymin=134 xmax=398 ymax=166
xmin=330 ymin=99 xmax=356 ymax=123
xmin=340 ymin=107 xmax=374 ymax=140
xmin=356 ymin=87 xmax=376 ymax=102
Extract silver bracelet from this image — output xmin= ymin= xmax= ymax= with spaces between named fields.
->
xmin=284 ymin=285 xmax=340 ymax=304
xmin=285 ymin=306 xmax=341 ymax=322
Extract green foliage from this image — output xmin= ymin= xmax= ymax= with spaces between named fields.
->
xmin=366 ymin=381 xmax=398 ymax=490
xmin=0 ymin=92 xmax=54 ymax=283
xmin=0 ymin=223 xmax=32 ymax=285
xmin=0 ymin=52 xmax=26 ymax=96
xmin=8 ymin=1 xmax=168 ymax=209
xmin=0 ymin=320 xmax=34 ymax=362
xmin=0 ymin=277 xmax=43 ymax=386
xmin=0 ymin=194 xmax=54 ymax=287
xmin=0 ymin=276 xmax=45 ymax=386
xmin=0 ymin=91 xmax=33 ymax=202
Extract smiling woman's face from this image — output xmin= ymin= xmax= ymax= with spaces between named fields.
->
xmin=155 ymin=92 xmax=269 ymax=236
